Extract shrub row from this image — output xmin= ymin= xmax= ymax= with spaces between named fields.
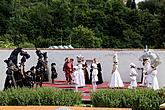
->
xmin=91 ymin=88 xmax=165 ymax=110
xmin=0 ymin=87 xmax=82 ymax=106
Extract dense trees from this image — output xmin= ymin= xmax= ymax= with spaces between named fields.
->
xmin=0 ymin=0 xmax=164 ymax=48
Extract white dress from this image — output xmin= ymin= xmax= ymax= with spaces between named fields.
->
xmin=72 ymin=66 xmax=79 ymax=85
xmin=143 ymin=61 xmax=151 ymax=86
xmin=77 ymin=63 xmax=85 ymax=87
xmin=129 ymin=68 xmax=138 ymax=88
xmin=91 ymin=63 xmax=98 ymax=83
xmin=151 ymin=69 xmax=159 ymax=90
xmin=109 ymin=64 xmax=124 ymax=87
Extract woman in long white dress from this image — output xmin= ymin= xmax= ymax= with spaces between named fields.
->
xmin=91 ymin=58 xmax=99 ymax=91
xmin=143 ymin=58 xmax=152 ymax=87
xmin=77 ymin=61 xmax=85 ymax=87
xmin=151 ymin=66 xmax=159 ymax=90
xmin=109 ymin=62 xmax=124 ymax=88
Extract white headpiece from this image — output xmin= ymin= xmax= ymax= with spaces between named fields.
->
xmin=77 ymin=54 xmax=83 ymax=62
xmin=130 ymin=63 xmax=136 ymax=67
xmin=113 ymin=52 xmax=118 ymax=63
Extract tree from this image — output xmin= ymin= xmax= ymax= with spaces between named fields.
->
xmin=122 ymin=29 xmax=143 ymax=48
xmin=69 ymin=25 xmax=102 ymax=48
xmin=0 ymin=0 xmax=12 ymax=35
xmin=138 ymin=0 xmax=160 ymax=14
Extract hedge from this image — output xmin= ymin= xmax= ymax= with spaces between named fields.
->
xmin=0 ymin=87 xmax=82 ymax=106
xmin=91 ymin=88 xmax=165 ymax=110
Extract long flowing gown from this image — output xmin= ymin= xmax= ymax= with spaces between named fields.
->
xmin=143 ymin=61 xmax=151 ymax=86
xmin=109 ymin=64 xmax=124 ymax=88
xmin=151 ymin=69 xmax=159 ymax=90
xmin=91 ymin=63 xmax=98 ymax=83
xmin=129 ymin=68 xmax=138 ymax=88
xmin=77 ymin=63 xmax=85 ymax=87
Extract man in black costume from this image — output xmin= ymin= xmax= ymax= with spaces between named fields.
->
xmin=35 ymin=49 xmax=49 ymax=87
xmin=4 ymin=48 xmax=30 ymax=90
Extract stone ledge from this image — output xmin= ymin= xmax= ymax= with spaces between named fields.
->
xmin=0 ymin=106 xmax=132 ymax=110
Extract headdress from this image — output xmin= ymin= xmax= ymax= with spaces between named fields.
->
xmin=113 ymin=52 xmax=118 ymax=63
xmin=130 ymin=63 xmax=136 ymax=67
xmin=77 ymin=54 xmax=83 ymax=62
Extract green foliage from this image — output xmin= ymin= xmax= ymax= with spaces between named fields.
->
xmin=0 ymin=87 xmax=82 ymax=106
xmin=18 ymin=42 xmax=35 ymax=48
xmin=0 ymin=35 xmax=16 ymax=48
xmin=0 ymin=0 xmax=164 ymax=48
xmin=70 ymin=25 xmax=102 ymax=48
xmin=91 ymin=89 xmax=164 ymax=110
xmin=33 ymin=36 xmax=54 ymax=48
xmin=138 ymin=0 xmax=160 ymax=14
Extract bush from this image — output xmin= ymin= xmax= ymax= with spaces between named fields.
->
xmin=0 ymin=87 xmax=82 ymax=106
xmin=18 ymin=42 xmax=35 ymax=48
xmin=91 ymin=88 xmax=164 ymax=110
xmin=0 ymin=40 xmax=16 ymax=48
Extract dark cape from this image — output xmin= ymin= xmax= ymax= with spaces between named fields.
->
xmin=51 ymin=67 xmax=58 ymax=79
xmin=96 ymin=63 xmax=103 ymax=84
xmin=82 ymin=62 xmax=89 ymax=84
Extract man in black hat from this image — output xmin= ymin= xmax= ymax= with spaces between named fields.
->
xmin=51 ymin=63 xmax=58 ymax=83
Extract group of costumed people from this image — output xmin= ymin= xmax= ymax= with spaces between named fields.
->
xmin=63 ymin=55 xmax=103 ymax=89
xmin=109 ymin=49 xmax=160 ymax=90
xmin=4 ymin=48 xmax=49 ymax=90
xmin=4 ymin=47 xmax=160 ymax=91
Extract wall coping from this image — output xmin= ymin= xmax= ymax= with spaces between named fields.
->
xmin=0 ymin=48 xmax=165 ymax=51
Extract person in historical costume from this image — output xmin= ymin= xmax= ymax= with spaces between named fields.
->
xmin=142 ymin=58 xmax=152 ymax=87
xmin=82 ymin=57 xmax=89 ymax=84
xmin=72 ymin=66 xmax=79 ymax=85
xmin=51 ymin=63 xmax=58 ymax=84
xmin=43 ymin=52 xmax=49 ymax=82
xmin=109 ymin=53 xmax=124 ymax=88
xmin=89 ymin=58 xmax=103 ymax=85
xmin=96 ymin=59 xmax=103 ymax=85
xmin=72 ymin=65 xmax=79 ymax=91
xmin=24 ymin=70 xmax=34 ymax=88
xmin=30 ymin=66 xmax=36 ymax=88
xmin=91 ymin=58 xmax=99 ymax=91
xmin=128 ymin=63 xmax=138 ymax=89
xmin=77 ymin=55 xmax=86 ymax=87
xmin=35 ymin=49 xmax=49 ymax=82
xmin=4 ymin=48 xmax=31 ymax=90
xmin=4 ymin=59 xmax=17 ymax=90
xmin=63 ymin=57 xmax=73 ymax=84
xmin=35 ymin=56 xmax=45 ymax=88
xmin=139 ymin=47 xmax=161 ymax=86
xmin=150 ymin=66 xmax=159 ymax=90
